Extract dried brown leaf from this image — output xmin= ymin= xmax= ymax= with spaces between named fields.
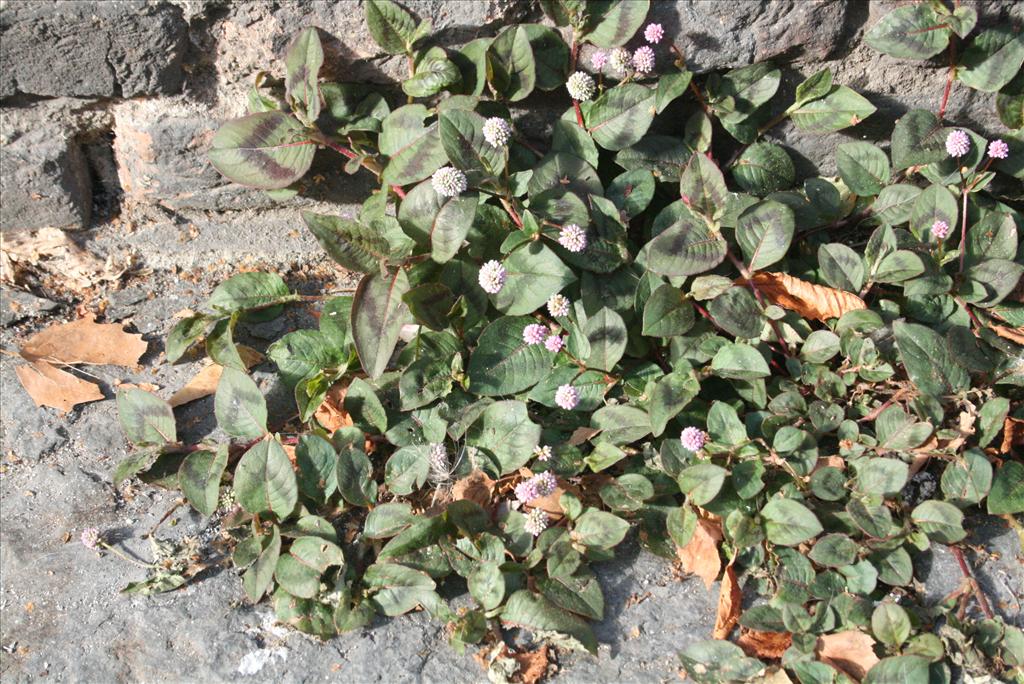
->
xmin=168 ymin=346 xmax=263 ymax=407
xmin=1 ymin=227 xmax=128 ymax=293
xmin=676 ymin=517 xmax=723 ymax=589
xmin=20 ymin=313 xmax=147 ymax=367
xmin=1000 ymin=416 xmax=1024 ymax=454
xmin=314 ymin=383 xmax=354 ymax=433
xmin=510 ymin=644 xmax=549 ymax=684
xmin=737 ymin=629 xmax=793 ymax=659
xmin=568 ymin=426 xmax=600 ymax=446
xmin=713 ymin=564 xmax=742 ymax=639
xmin=742 ymin=272 xmax=866 ymax=322
xmin=15 ymin=360 xmax=104 ymax=413
xmin=991 ymin=325 xmax=1024 ymax=346
xmin=815 ymin=630 xmax=879 ymax=682
xmin=452 ymin=470 xmax=496 ymax=509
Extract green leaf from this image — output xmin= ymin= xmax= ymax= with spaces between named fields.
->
xmin=678 ymin=641 xmax=766 ymax=683
xmin=735 ymin=199 xmax=795 ymax=271
xmin=117 ymin=389 xmax=176 ymax=446
xmin=872 ymin=603 xmax=912 ymax=646
xmin=865 ymin=3 xmax=950 ymax=59
xmin=209 ymin=112 xmax=315 ymax=190
xmin=909 ymin=184 xmax=957 ymax=241
xmin=818 ymin=243 xmax=866 ymax=292
xmin=875 ymin=405 xmax=932 ymax=451
xmin=385 ymin=445 xmax=430 ymax=495
xmin=214 ymin=367 xmax=267 ymax=439
xmin=809 ymin=533 xmax=858 ymax=568
xmin=679 ymin=153 xmax=728 ymax=219
xmin=977 ymin=397 xmax=1010 ymax=448
xmin=364 ymin=563 xmax=437 ymax=616
xmin=940 ymin=449 xmax=992 ymax=506
xmin=467 ymin=400 xmax=540 ymax=475
xmin=439 ymin=109 xmax=506 ymax=181
xmin=892 ymin=321 xmax=969 ymax=396
xmin=789 ymin=86 xmax=876 ymax=133
xmin=380 ymin=105 xmax=446 ymax=186
xmin=715 ymin=62 xmax=781 ymax=125
xmin=988 ymin=461 xmax=1024 ymax=515
xmin=165 ymin=315 xmax=208 ymax=363
xmin=573 ymin=509 xmax=630 ymax=549
xmin=911 ymin=500 xmax=966 ymax=543
xmin=966 ymin=212 xmax=1018 ymax=266
xmin=295 ymin=434 xmax=338 ymax=503
xmin=997 ymin=70 xmax=1024 ymax=129
xmin=678 ymin=463 xmax=727 ymax=506
xmin=836 ymin=142 xmax=891 ymax=196
xmin=301 ymin=212 xmax=389 ymax=274
xmin=957 ymin=28 xmax=1024 ymax=93
xmin=891 ymin=109 xmax=948 ymax=170
xmin=364 ymin=502 xmax=414 ymax=538
xmin=649 ymin=372 xmax=700 ymax=437
xmin=206 ymin=316 xmax=245 ymax=370
xmin=207 ymin=272 xmax=293 ymax=314
xmin=487 ymin=25 xmax=536 ymax=101
xmin=235 ymin=440 xmax=298 ymax=517
xmin=656 ymin=70 xmax=693 ymax=113
xmin=711 ymin=343 xmax=770 ymax=380
xmin=284 ymin=28 xmax=323 ymax=125
xmin=640 ymin=216 xmax=727 ymax=277
xmin=586 ymin=83 xmax=656 ymax=151
xmin=709 ymin=287 xmax=763 ymax=339
xmin=761 ymin=498 xmax=823 ymax=546
xmin=179 ymin=446 xmax=228 ymax=516
xmin=242 ymin=526 xmax=281 ymax=601
xmin=642 ymin=284 xmax=695 ymax=337
xmin=961 ymin=258 xmax=1024 ymax=307
xmin=404 ymin=50 xmax=461 ymax=98
xmin=365 ymin=0 xmax=418 ymax=55
xmin=521 ymin=24 xmax=570 ymax=91
xmin=399 ymin=356 xmax=452 ymax=410
xmin=467 ymin=316 xmax=554 ymax=396
xmin=468 ymin=562 xmax=505 ymax=611
xmin=591 ymin=405 xmax=651 ymax=444
xmin=268 ymin=329 xmax=344 ymax=388
xmin=585 ymin=0 xmax=650 ymax=47
xmin=607 ymin=169 xmax=655 ymax=219
xmin=352 ymin=269 xmax=410 ymax=379
xmin=501 ymin=591 xmax=597 ymax=654
xmin=793 ymin=68 xmax=834 ymax=107
xmin=336 ymin=443 xmax=377 ymax=506
xmin=855 ymin=457 xmax=910 ymax=497
xmin=872 ymin=184 xmax=921 ymax=226
xmin=863 ymin=655 xmax=930 ymax=684
xmin=492 ymin=242 xmax=576 ymax=315
xmin=732 ymin=142 xmax=794 ymax=196
xmin=584 ymin=307 xmax=627 ymax=371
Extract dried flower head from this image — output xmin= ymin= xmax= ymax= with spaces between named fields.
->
xmin=680 ymin=426 xmax=708 ymax=452
xmin=555 ymin=384 xmax=579 ymax=410
xmin=478 ymin=260 xmax=506 ymax=294
xmin=988 ymin=138 xmax=1009 ymax=160
xmin=644 ymin=23 xmax=665 ymax=44
xmin=547 ymin=293 xmax=570 ymax=318
xmin=523 ymin=323 xmax=548 ymax=345
xmin=632 ymin=46 xmax=655 ymax=75
xmin=428 ymin=443 xmax=450 ymax=481
xmin=945 ymin=129 xmax=970 ymax=158
xmin=930 ymin=220 xmax=950 ymax=240
xmin=533 ymin=445 xmax=553 ymax=462
xmin=610 ymin=47 xmax=631 ymax=74
xmin=524 ymin=508 xmax=550 ymax=537
xmin=544 ymin=334 xmax=565 ymax=353
xmin=81 ymin=527 xmax=102 ymax=551
xmin=566 ymin=71 xmax=596 ymax=101
xmin=558 ymin=223 xmax=587 ymax=253
xmin=482 ymin=117 xmax=512 ymax=148
xmin=591 ymin=50 xmax=608 ymax=71
xmin=432 ymin=166 xmax=468 ymax=197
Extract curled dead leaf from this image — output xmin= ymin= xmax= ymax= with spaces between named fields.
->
xmin=315 ymin=383 xmax=354 ymax=433
xmin=451 ymin=470 xmax=496 ymax=509
xmin=713 ymin=564 xmax=742 ymax=639
xmin=168 ymin=346 xmax=263 ymax=407
xmin=14 ymin=360 xmax=104 ymax=413
xmin=676 ymin=517 xmax=723 ymax=589
xmin=1000 ymin=416 xmax=1024 ymax=454
xmin=740 ymin=272 xmax=866 ymax=322
xmin=991 ymin=325 xmax=1024 ymax=346
xmin=815 ymin=630 xmax=879 ymax=682
xmin=20 ymin=313 xmax=147 ymax=367
xmin=736 ymin=629 xmax=793 ymax=659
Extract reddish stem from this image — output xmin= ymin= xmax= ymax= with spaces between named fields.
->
xmin=949 ymin=546 xmax=995 ymax=619
xmin=391 ymin=184 xmax=407 ymax=199
xmin=938 ymin=39 xmax=957 ymax=119
xmin=574 ymin=100 xmax=585 ymax=127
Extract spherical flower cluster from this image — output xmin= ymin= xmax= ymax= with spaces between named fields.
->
xmin=81 ymin=527 xmax=101 ymax=551
xmin=482 ymin=117 xmax=512 ymax=148
xmin=945 ymin=129 xmax=970 ymax=158
xmin=558 ymin=223 xmax=587 ymax=253
xmin=478 ymin=260 xmax=506 ymax=294
xmin=547 ymin=293 xmax=570 ymax=318
xmin=524 ymin=508 xmax=550 ymax=537
xmin=644 ymin=23 xmax=664 ymax=44
xmin=610 ymin=47 xmax=631 ymax=74
xmin=555 ymin=384 xmax=579 ymax=410
xmin=544 ymin=334 xmax=565 ymax=353
xmin=534 ymin=471 xmax=558 ymax=497
xmin=632 ymin=46 xmax=655 ymax=75
xmin=680 ymin=426 xmax=708 ymax=452
xmin=988 ymin=138 xmax=1009 ymax=160
xmin=429 ymin=442 xmax=448 ymax=471
xmin=566 ymin=71 xmax=596 ymax=101
xmin=591 ymin=50 xmax=609 ymax=71
xmin=931 ymin=219 xmax=950 ymax=240
xmin=432 ymin=166 xmax=467 ymax=197
xmin=523 ymin=323 xmax=548 ymax=345
xmin=533 ymin=445 xmax=553 ymax=462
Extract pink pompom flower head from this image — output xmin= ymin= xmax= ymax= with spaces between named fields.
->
xmin=591 ymin=50 xmax=609 ymax=71
xmin=632 ymin=46 xmax=655 ymax=75
xmin=478 ymin=260 xmax=506 ymax=294
xmin=555 ymin=384 xmax=579 ymax=410
xmin=558 ymin=223 xmax=587 ymax=253
xmin=644 ymin=23 xmax=664 ymax=44
xmin=523 ymin=323 xmax=548 ymax=345
xmin=680 ymin=426 xmax=708 ymax=452
xmin=515 ymin=478 xmax=538 ymax=503
xmin=988 ymin=139 xmax=1009 ymax=160
xmin=81 ymin=527 xmax=102 ymax=550
xmin=946 ymin=129 xmax=970 ymax=158
xmin=544 ymin=334 xmax=565 ymax=353
xmin=931 ymin=220 xmax=950 ymax=240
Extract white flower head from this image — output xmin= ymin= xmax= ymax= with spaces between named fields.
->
xmin=478 ymin=260 xmax=507 ymax=294
xmin=547 ymin=293 xmax=570 ymax=318
xmin=558 ymin=223 xmax=587 ymax=253
xmin=482 ymin=117 xmax=512 ymax=148
xmin=524 ymin=508 xmax=550 ymax=536
xmin=566 ymin=71 xmax=596 ymax=102
xmin=432 ymin=166 xmax=467 ymax=197
xmin=610 ymin=47 xmax=631 ymax=74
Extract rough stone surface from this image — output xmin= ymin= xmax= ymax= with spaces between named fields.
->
xmin=0 ymin=0 xmax=189 ymax=98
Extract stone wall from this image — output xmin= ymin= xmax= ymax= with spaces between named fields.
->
xmin=1 ymin=0 xmax=1021 ymax=239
